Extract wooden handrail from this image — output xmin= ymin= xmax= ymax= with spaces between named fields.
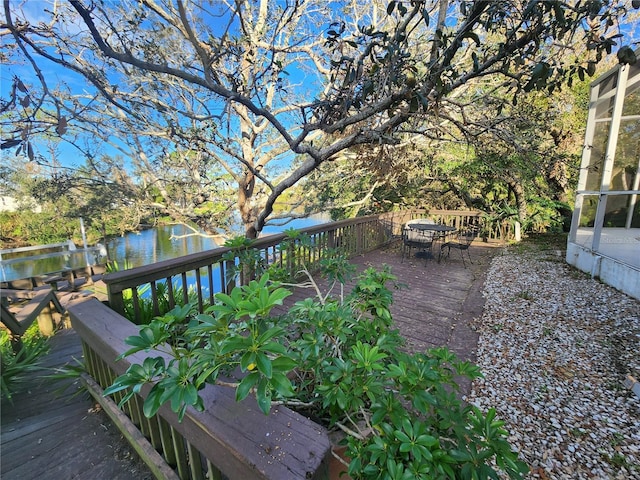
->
xmin=0 ymin=240 xmax=107 ymax=287
xmin=1 ymin=288 xmax=64 ymax=350
xmin=0 ymin=247 xmax=105 ymax=266
xmin=103 ymin=215 xmax=383 ymax=290
xmin=0 ymin=240 xmax=75 ymax=257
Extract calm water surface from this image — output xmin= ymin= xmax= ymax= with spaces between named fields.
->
xmin=108 ymin=214 xmax=330 ymax=267
xmin=1 ymin=215 xmax=330 ymax=282
xmin=105 ymin=224 xmax=220 ymax=269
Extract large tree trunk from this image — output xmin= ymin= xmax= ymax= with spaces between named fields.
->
xmin=546 ymin=158 xmax=574 ymax=231
xmin=506 ymin=176 xmax=528 ymax=228
xmin=238 ymin=171 xmax=258 ymax=239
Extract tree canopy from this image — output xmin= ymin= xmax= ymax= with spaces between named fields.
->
xmin=2 ymin=0 xmax=638 ymax=237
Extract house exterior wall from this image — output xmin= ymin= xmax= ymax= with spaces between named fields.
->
xmin=566 ymin=242 xmax=640 ymax=300
xmin=567 ymin=51 xmax=640 ymax=301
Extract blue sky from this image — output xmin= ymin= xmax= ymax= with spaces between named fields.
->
xmin=2 ymin=1 xmax=328 ymax=173
xmin=2 ymin=1 xmax=639 ymax=174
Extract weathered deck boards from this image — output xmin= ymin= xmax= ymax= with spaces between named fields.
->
xmin=1 ymin=329 xmax=153 ymax=480
xmin=0 ymin=239 xmax=500 ymax=480
xmin=273 ymin=239 xmax=501 ymax=369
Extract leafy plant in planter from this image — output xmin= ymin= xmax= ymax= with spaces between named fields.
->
xmin=105 ymin=260 xmax=204 ymax=325
xmin=222 ymin=228 xmax=331 ymax=285
xmin=1 ymin=324 xmax=50 ymax=403
xmin=106 ymin=246 xmax=528 ymax=479
xmin=221 ymin=235 xmax=269 ymax=285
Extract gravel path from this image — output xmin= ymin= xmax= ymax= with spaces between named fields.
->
xmin=465 ymin=246 xmax=640 ymax=480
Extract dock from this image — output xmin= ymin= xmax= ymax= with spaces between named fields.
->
xmin=1 ymin=329 xmax=153 ymax=480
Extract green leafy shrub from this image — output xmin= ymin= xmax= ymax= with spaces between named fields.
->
xmin=222 ymin=235 xmax=268 ymax=285
xmin=1 ymin=325 xmax=50 ymax=403
xmin=222 ymin=228 xmax=324 ymax=285
xmin=106 ymin=260 xmax=202 ymax=325
xmin=106 ymin=254 xmax=528 ymax=479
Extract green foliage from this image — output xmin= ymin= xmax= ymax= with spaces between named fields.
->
xmin=106 ymin=253 xmax=528 ymax=478
xmin=45 ymin=356 xmax=91 ymax=399
xmin=0 ymin=325 xmax=50 ymax=403
xmin=105 ymin=259 xmax=133 ymax=273
xmin=0 ymin=175 xmax=149 ymax=246
xmin=222 ymin=236 xmax=268 ymax=284
xmin=0 ymin=211 xmax=72 ymax=245
xmin=105 ymin=276 xmax=294 ymax=419
xmin=104 ymin=260 xmax=157 ymax=325
xmin=525 ymin=198 xmax=572 ymax=233
xmin=222 ymin=229 xmax=338 ymax=286
xmin=120 ymin=281 xmax=205 ymax=326
xmin=105 ymin=259 xmax=204 ymax=325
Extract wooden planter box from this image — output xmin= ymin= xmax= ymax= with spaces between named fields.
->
xmin=68 ymin=298 xmax=330 ymax=480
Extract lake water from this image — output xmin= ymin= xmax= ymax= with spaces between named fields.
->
xmin=106 ymin=213 xmax=331 ymax=268
xmin=104 ymin=224 xmax=219 ymax=269
xmin=1 ymin=214 xmax=331 ymax=282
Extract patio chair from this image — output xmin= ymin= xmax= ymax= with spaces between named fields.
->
xmin=379 ymin=218 xmax=402 ymax=243
xmin=401 ymin=223 xmax=436 ymax=263
xmin=438 ymin=225 xmax=479 ymax=268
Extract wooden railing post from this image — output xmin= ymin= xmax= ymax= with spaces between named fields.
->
xmin=327 ymin=228 xmax=337 ymax=249
xmin=224 ymin=259 xmax=236 ymax=293
xmin=108 ymin=290 xmax=126 ymax=317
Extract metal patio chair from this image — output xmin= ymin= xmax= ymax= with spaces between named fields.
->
xmin=401 ymin=222 xmax=436 ymax=263
xmin=438 ymin=225 xmax=479 ymax=268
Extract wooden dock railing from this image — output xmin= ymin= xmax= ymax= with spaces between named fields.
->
xmin=67 ymin=298 xmax=330 ymax=480
xmin=0 ymin=240 xmax=107 ymax=289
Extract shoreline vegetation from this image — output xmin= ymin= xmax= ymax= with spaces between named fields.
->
xmin=0 ymin=218 xmax=211 ymax=251
xmin=0 ymin=209 xmax=331 ymax=250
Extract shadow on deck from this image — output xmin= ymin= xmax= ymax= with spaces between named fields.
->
xmin=0 ymin=239 xmax=502 ymax=479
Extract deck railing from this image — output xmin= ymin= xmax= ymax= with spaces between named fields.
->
xmin=103 ymin=214 xmax=395 ymax=318
xmin=378 ymin=209 xmax=503 ymax=238
xmin=102 ymin=209 xmax=510 ymax=319
xmin=0 ymin=240 xmax=107 ymax=289
xmin=68 ymin=298 xmax=330 ymax=480
xmin=78 ymin=209 xmax=509 ymax=479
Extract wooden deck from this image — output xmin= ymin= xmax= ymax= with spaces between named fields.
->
xmin=0 ymin=239 xmax=501 ymax=479
xmin=276 ymin=239 xmax=501 ymax=365
xmin=1 ymin=329 xmax=153 ymax=480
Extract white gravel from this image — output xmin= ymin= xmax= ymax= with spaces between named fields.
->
xmin=466 ymin=247 xmax=640 ymax=480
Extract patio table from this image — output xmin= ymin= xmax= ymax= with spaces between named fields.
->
xmin=407 ymin=220 xmax=457 ymax=260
